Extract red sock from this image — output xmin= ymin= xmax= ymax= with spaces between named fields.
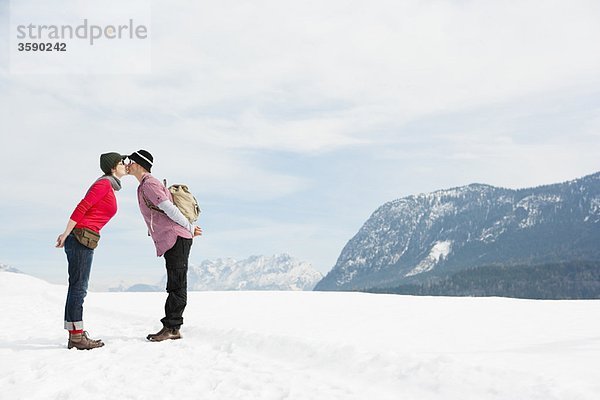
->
xmin=69 ymin=329 xmax=84 ymax=335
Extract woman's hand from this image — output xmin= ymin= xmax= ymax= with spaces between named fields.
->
xmin=193 ymin=226 xmax=203 ymax=237
xmin=56 ymin=220 xmax=77 ymax=248
xmin=56 ymin=233 xmax=68 ymax=248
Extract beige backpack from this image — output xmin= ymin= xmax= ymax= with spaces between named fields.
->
xmin=141 ymin=180 xmax=201 ymax=223
xmin=168 ymin=183 xmax=201 ymax=223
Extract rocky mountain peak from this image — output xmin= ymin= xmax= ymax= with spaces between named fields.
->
xmin=315 ymin=172 xmax=600 ymax=291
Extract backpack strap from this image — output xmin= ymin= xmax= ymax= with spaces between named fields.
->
xmin=139 ymin=176 xmax=165 ymax=214
xmin=141 ymin=190 xmax=163 ymax=213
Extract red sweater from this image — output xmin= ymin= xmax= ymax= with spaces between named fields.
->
xmin=70 ymin=179 xmax=117 ymax=233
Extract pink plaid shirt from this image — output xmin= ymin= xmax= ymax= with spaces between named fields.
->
xmin=137 ymin=174 xmax=193 ymax=256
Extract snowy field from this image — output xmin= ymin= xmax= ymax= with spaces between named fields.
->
xmin=1 ymin=271 xmax=600 ymax=400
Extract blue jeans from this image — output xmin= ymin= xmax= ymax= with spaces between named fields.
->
xmin=64 ymin=233 xmax=94 ymax=330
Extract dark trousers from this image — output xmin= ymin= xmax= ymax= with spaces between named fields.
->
xmin=161 ymin=236 xmax=192 ymax=329
xmin=64 ymin=234 xmax=94 ymax=330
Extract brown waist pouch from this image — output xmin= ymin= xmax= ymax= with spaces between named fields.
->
xmin=72 ymin=228 xmax=101 ymax=250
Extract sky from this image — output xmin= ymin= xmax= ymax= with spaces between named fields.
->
xmin=1 ymin=0 xmax=600 ymax=290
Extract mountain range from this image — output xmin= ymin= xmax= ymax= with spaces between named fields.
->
xmin=315 ymin=171 xmax=600 ymax=296
xmin=112 ymin=254 xmax=323 ymax=292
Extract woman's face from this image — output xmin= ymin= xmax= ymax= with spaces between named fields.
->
xmin=113 ymin=160 xmax=128 ymax=178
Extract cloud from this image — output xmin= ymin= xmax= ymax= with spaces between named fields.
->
xmin=144 ymin=0 xmax=600 ymax=116
xmin=5 ymin=0 xmax=600 ymax=156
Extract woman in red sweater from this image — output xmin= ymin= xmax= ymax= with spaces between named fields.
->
xmin=55 ymin=152 xmax=127 ymax=350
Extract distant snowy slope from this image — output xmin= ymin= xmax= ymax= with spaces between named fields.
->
xmin=0 ymin=263 xmax=22 ymax=273
xmin=112 ymin=254 xmax=323 ymax=292
xmin=1 ymin=271 xmax=600 ymax=399
xmin=184 ymin=254 xmax=323 ymax=291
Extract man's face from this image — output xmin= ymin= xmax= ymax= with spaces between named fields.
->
xmin=126 ymin=160 xmax=137 ymax=175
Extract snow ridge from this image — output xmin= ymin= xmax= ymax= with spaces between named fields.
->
xmin=0 ymin=263 xmax=21 ymax=273
xmin=405 ymin=240 xmax=452 ymax=277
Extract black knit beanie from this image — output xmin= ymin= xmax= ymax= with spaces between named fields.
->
xmin=127 ymin=149 xmax=153 ymax=172
xmin=100 ymin=152 xmax=123 ymax=175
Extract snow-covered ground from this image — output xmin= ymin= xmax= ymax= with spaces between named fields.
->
xmin=1 ymin=271 xmax=600 ymax=400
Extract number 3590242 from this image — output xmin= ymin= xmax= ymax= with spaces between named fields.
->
xmin=17 ymin=42 xmax=66 ymax=51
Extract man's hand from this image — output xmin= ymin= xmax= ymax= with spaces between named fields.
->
xmin=193 ymin=226 xmax=202 ymax=237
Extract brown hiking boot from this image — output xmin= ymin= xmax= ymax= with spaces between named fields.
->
xmin=147 ymin=326 xmax=181 ymax=342
xmin=68 ymin=331 xmax=105 ymax=350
